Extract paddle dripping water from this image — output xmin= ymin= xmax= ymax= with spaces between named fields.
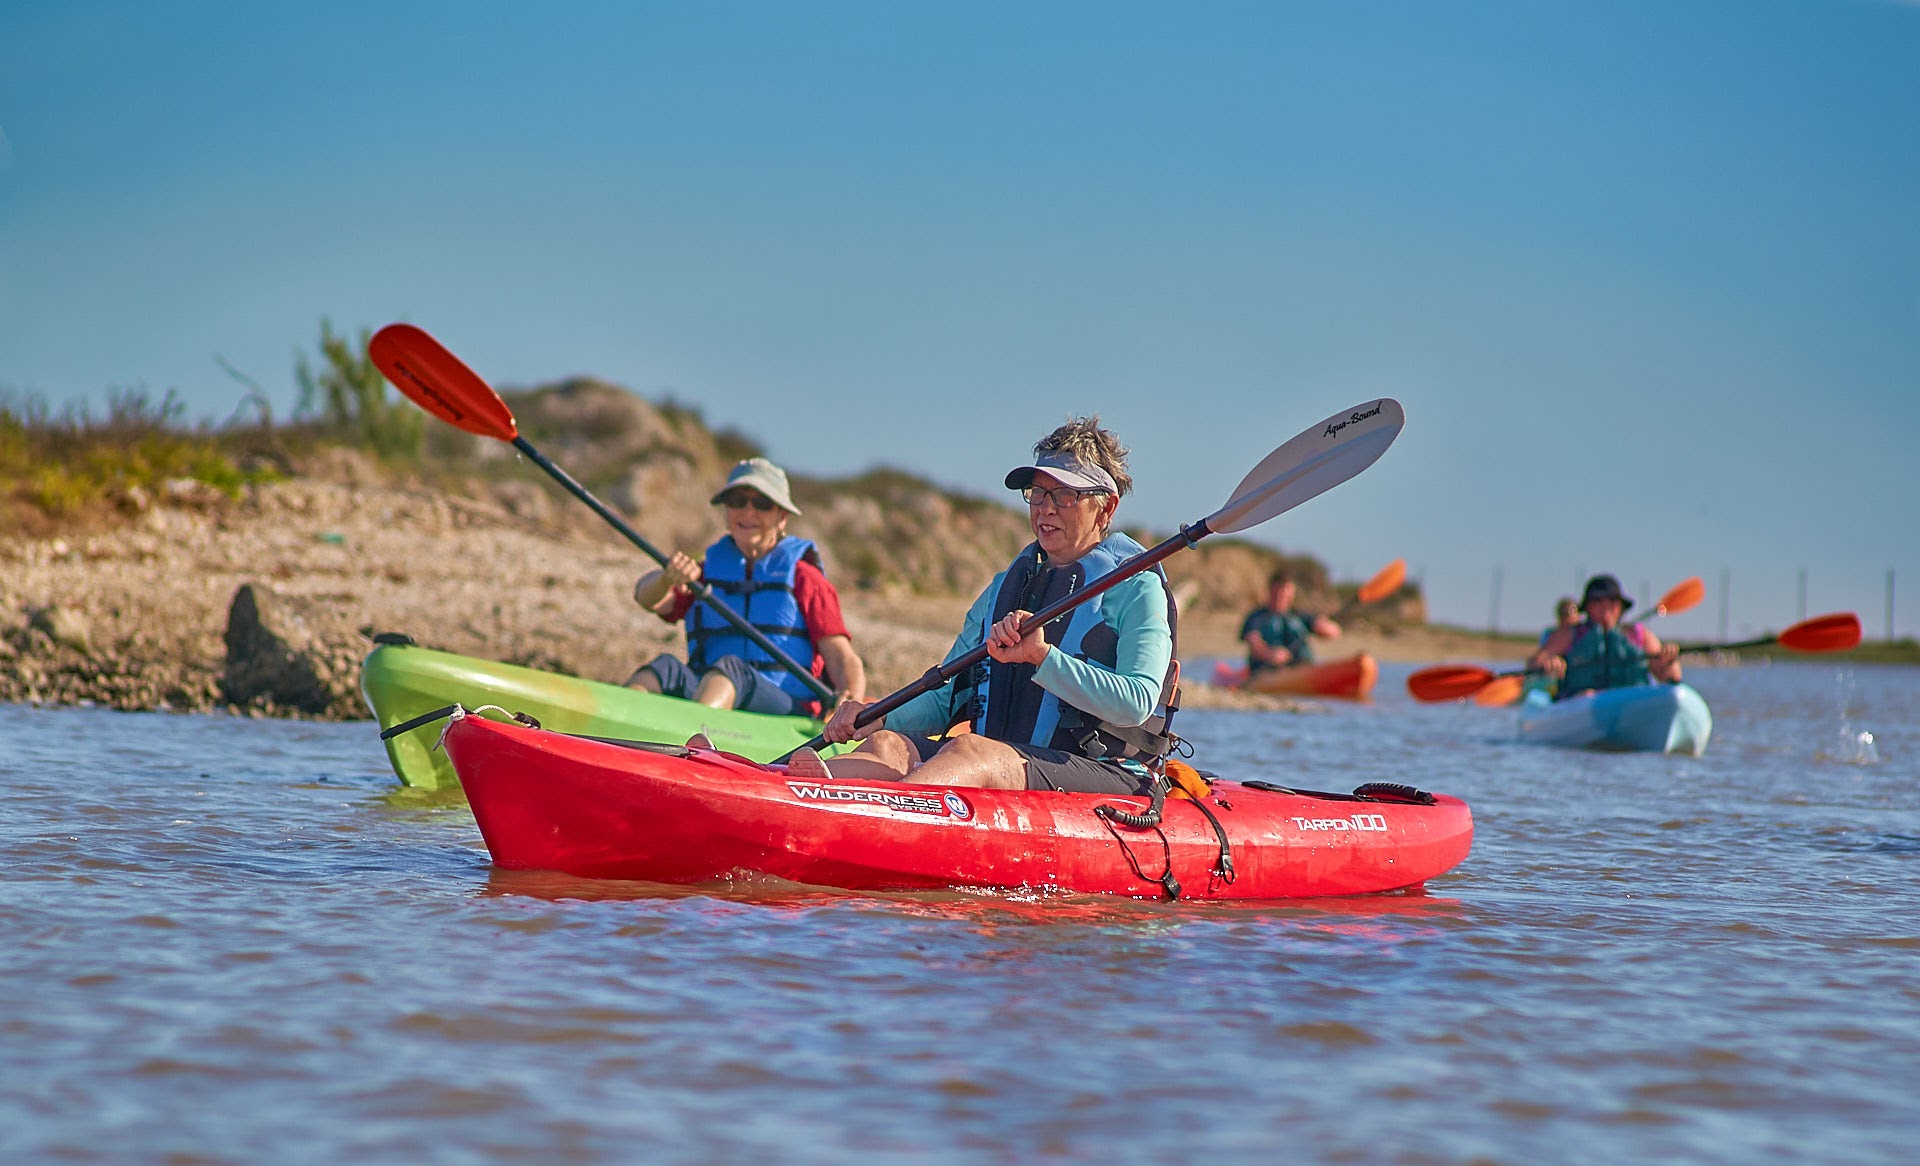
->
xmin=1 ymin=660 xmax=1916 ymax=1164
xmin=1829 ymin=669 xmax=1882 ymax=765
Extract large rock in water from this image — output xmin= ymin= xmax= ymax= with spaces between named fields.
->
xmin=28 ymin=604 xmax=93 ymax=653
xmin=222 ymin=584 xmax=361 ymax=717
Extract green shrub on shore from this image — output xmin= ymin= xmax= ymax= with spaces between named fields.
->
xmin=295 ymin=319 xmax=424 ymax=461
xmin=3 ymin=319 xmax=442 ymax=524
xmin=1 ymin=386 xmax=281 ymax=520
xmin=28 ymin=464 xmax=93 ymax=514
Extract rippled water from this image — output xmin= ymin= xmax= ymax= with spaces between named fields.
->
xmin=3 ymin=662 xmax=1917 ymax=1164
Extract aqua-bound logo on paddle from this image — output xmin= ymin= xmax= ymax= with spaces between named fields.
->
xmin=1323 ymin=402 xmax=1385 ymax=439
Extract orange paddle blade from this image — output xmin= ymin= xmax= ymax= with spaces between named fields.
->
xmin=1650 ymin=576 xmax=1705 ymax=618
xmin=1472 ymin=675 xmax=1527 ymax=707
xmin=1778 ymin=612 xmax=1862 ymax=653
xmin=369 ymin=324 xmax=519 ymax=441
xmin=1406 ymin=664 xmax=1497 ymax=703
xmin=1356 ymin=558 xmax=1407 ymax=605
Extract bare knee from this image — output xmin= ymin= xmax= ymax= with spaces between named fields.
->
xmin=813 ymin=729 xmax=920 ymax=783
xmin=857 ymin=730 xmax=919 ymax=771
xmin=912 ymin=734 xmax=1027 ymax=789
xmin=933 ymin=735 xmax=997 ymax=763
xmin=694 ymin=671 xmax=737 ymax=709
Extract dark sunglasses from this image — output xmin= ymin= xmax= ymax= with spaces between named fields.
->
xmin=1021 ymin=485 xmax=1109 ymax=509
xmin=718 ymin=491 xmax=779 ymax=511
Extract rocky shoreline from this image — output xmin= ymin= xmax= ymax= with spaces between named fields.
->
xmin=0 ymin=469 xmax=1527 ymax=723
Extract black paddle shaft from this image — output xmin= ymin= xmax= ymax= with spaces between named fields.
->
xmin=510 ymin=435 xmax=835 ymax=704
xmin=1674 ymin=635 xmax=1774 ymax=654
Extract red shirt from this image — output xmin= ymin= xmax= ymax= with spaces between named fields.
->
xmin=661 ymin=560 xmax=852 ymax=700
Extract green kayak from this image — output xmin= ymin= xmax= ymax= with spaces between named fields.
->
xmin=360 ymin=638 xmax=833 ymax=790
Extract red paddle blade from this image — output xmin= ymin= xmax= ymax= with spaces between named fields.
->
xmin=1651 ymin=576 xmax=1705 ymax=618
xmin=1472 ymin=675 xmax=1526 ymax=707
xmin=1778 ymin=612 xmax=1862 ymax=653
xmin=1406 ymin=665 xmax=1496 ymax=703
xmin=1356 ymin=558 xmax=1407 ymax=605
xmin=368 ymin=324 xmax=518 ymax=441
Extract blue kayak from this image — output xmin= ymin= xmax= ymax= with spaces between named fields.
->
xmin=1517 ymin=683 xmax=1713 ymax=756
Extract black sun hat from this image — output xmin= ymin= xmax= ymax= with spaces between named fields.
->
xmin=1580 ymin=574 xmax=1634 ymax=612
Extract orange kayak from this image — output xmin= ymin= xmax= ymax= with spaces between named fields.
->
xmin=1214 ymin=652 xmax=1379 ymax=700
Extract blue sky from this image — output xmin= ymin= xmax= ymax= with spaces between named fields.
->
xmin=4 ymin=0 xmax=1916 ymax=640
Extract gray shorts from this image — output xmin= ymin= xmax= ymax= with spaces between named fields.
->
xmin=642 ymin=654 xmax=810 ymax=717
xmin=900 ymin=734 xmax=1154 ymax=795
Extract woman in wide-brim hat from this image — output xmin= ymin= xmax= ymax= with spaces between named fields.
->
xmin=1530 ymin=574 xmax=1680 ymax=699
xmin=627 ymin=457 xmax=865 ymax=718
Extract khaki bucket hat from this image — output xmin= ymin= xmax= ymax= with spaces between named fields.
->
xmin=710 ymin=457 xmax=802 ymax=516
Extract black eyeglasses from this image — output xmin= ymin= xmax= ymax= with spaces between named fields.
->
xmin=719 ymin=491 xmax=779 ymax=511
xmin=1022 ymin=485 xmax=1109 ymax=509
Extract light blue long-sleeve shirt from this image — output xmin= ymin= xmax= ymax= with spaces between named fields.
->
xmin=884 ymin=566 xmax=1173 ymax=737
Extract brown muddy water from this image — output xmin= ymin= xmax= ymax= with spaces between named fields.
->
xmin=2 ymin=661 xmax=1915 ymax=1164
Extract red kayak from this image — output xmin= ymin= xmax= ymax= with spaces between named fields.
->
xmin=441 ymin=711 xmax=1473 ymax=901
xmin=1212 ymin=652 xmax=1379 ymax=700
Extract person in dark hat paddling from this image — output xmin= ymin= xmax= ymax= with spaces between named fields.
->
xmin=1529 ymin=574 xmax=1680 ymax=699
xmin=626 ymin=457 xmax=865 ymax=717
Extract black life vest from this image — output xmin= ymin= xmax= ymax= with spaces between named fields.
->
xmin=971 ymin=532 xmax=1180 ymax=763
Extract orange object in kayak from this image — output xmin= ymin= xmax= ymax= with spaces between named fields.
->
xmin=441 ymin=711 xmax=1472 ymax=901
xmin=1215 ymin=652 xmax=1378 ymax=700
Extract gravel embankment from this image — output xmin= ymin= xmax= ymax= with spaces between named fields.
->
xmin=1 ymin=477 xmax=1522 ymax=719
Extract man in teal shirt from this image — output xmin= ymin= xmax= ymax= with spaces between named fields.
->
xmin=1242 ymin=570 xmax=1342 ymax=675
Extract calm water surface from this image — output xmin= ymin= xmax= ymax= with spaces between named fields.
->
xmin=3 ymin=662 xmax=1917 ymax=1164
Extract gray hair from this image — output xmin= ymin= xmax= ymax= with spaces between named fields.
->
xmin=1033 ymin=416 xmax=1132 ymax=498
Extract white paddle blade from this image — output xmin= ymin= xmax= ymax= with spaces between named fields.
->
xmin=1209 ymin=398 xmax=1404 ymax=534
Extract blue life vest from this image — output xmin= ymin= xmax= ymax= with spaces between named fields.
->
xmin=972 ymin=532 xmax=1179 ymax=762
xmin=685 ymin=535 xmax=822 ymax=701
xmin=1558 ymin=622 xmax=1650 ymax=697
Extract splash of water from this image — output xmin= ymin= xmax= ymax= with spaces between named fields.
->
xmin=1835 ymin=726 xmax=1880 ymax=766
xmin=1831 ymin=670 xmax=1881 ymax=765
